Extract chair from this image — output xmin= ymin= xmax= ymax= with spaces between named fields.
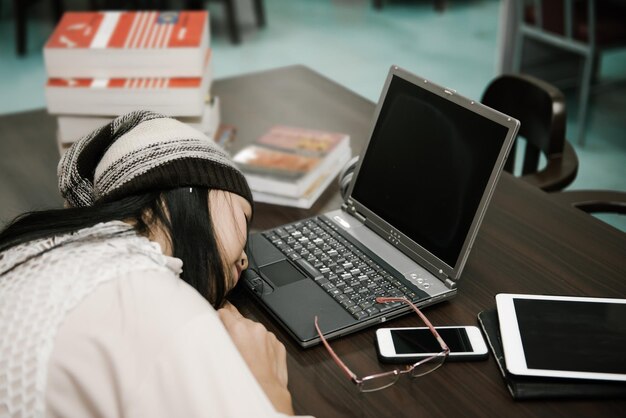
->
xmin=186 ymin=0 xmax=266 ymax=44
xmin=91 ymin=1 xmax=265 ymax=44
xmin=14 ymin=0 xmax=64 ymax=56
xmin=511 ymin=0 xmax=626 ymax=145
xmin=89 ymin=1 xmax=170 ymax=9
xmin=481 ymin=73 xmax=579 ymax=192
xmin=551 ymin=190 xmax=626 ymax=215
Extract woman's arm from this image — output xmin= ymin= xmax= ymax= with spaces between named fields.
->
xmin=218 ymin=303 xmax=294 ymax=415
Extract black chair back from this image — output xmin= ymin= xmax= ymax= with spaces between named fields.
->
xmin=481 ymin=74 xmax=577 ymax=191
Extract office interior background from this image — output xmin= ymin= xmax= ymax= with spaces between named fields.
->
xmin=0 ymin=0 xmax=624 ymax=230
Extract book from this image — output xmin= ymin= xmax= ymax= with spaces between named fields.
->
xmin=45 ymin=50 xmax=212 ymax=116
xmin=233 ymin=126 xmax=351 ymax=199
xmin=56 ymin=96 xmax=220 ymax=144
xmin=477 ymin=308 xmax=626 ymax=400
xmin=252 ymin=148 xmax=351 ymax=209
xmin=56 ymin=98 xmax=221 ymax=155
xmin=44 ymin=11 xmax=209 ymax=78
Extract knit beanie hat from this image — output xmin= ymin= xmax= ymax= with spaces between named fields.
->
xmin=58 ymin=110 xmax=252 ymax=208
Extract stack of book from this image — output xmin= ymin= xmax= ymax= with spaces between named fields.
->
xmin=43 ymin=10 xmax=218 ymax=153
xmin=233 ymin=125 xmax=351 ymax=209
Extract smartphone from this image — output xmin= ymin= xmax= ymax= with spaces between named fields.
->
xmin=376 ymin=326 xmax=489 ymax=362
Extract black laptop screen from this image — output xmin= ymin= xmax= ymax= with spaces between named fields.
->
xmin=351 ymin=75 xmax=508 ymax=267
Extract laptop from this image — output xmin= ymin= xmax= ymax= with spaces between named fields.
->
xmin=241 ymin=65 xmax=519 ymax=348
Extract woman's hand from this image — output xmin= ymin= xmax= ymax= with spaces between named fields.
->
xmin=218 ymin=302 xmax=294 ymax=415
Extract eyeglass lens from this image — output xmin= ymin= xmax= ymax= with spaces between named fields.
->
xmin=410 ymin=353 xmax=446 ymax=377
xmin=359 ymin=371 xmax=401 ymax=392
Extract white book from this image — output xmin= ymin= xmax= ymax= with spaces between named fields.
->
xmin=56 ymin=98 xmax=221 ymax=155
xmin=44 ymin=11 xmax=210 ymax=78
xmin=252 ymin=149 xmax=351 ymax=209
xmin=45 ymin=50 xmax=212 ymax=117
xmin=56 ymin=96 xmax=220 ymax=144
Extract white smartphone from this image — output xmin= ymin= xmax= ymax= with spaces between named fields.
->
xmin=376 ymin=326 xmax=489 ymax=363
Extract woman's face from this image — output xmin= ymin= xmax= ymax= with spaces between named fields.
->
xmin=209 ymin=190 xmax=253 ymax=289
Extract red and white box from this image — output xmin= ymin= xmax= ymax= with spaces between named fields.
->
xmin=44 ymin=11 xmax=209 ymax=78
xmin=45 ymin=50 xmax=213 ymax=116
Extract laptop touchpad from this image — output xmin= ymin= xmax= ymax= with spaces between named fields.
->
xmin=260 ymin=260 xmax=308 ymax=288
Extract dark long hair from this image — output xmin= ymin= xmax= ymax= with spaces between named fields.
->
xmin=0 ymin=187 xmax=229 ymax=308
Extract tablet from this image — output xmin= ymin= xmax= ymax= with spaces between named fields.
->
xmin=496 ymin=293 xmax=626 ymax=382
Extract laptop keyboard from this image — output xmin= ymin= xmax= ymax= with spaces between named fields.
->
xmin=262 ymin=216 xmax=419 ymax=320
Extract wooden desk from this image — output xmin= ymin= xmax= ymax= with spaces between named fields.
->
xmin=215 ymin=66 xmax=626 ymax=417
xmin=1 ymin=65 xmax=624 ymax=416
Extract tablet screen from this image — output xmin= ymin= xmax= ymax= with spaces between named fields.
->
xmin=497 ymin=294 xmax=626 ymax=381
xmin=514 ymin=298 xmax=626 ymax=374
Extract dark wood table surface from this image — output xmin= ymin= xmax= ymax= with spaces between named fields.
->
xmin=215 ymin=66 xmax=626 ymax=417
xmin=1 ymin=65 xmax=624 ymax=417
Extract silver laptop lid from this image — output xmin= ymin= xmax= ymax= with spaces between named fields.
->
xmin=343 ymin=65 xmax=519 ymax=284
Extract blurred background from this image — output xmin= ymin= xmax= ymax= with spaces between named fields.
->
xmin=0 ymin=0 xmax=624 ymax=229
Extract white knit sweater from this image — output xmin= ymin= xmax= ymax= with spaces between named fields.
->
xmin=0 ymin=221 xmax=175 ymax=418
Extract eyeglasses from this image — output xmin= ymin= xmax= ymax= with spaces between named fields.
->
xmin=314 ymin=296 xmax=450 ymax=393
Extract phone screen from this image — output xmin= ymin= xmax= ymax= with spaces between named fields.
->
xmin=391 ymin=328 xmax=472 ymax=354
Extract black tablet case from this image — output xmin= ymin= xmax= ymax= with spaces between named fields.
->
xmin=477 ymin=308 xmax=626 ymax=400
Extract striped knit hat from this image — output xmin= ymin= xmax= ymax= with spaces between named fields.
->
xmin=58 ymin=110 xmax=252 ymax=208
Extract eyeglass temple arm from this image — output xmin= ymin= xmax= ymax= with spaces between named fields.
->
xmin=376 ymin=297 xmax=450 ymax=352
xmin=314 ymin=316 xmax=358 ymax=382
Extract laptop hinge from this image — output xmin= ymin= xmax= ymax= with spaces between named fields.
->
xmin=342 ymin=201 xmax=366 ymax=223
xmin=352 ymin=211 xmax=365 ymax=223
xmin=423 ymin=261 xmax=456 ymax=290
xmin=351 ymin=208 xmax=366 ymax=223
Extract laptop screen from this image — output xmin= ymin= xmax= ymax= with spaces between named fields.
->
xmin=351 ymin=75 xmax=509 ymax=268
